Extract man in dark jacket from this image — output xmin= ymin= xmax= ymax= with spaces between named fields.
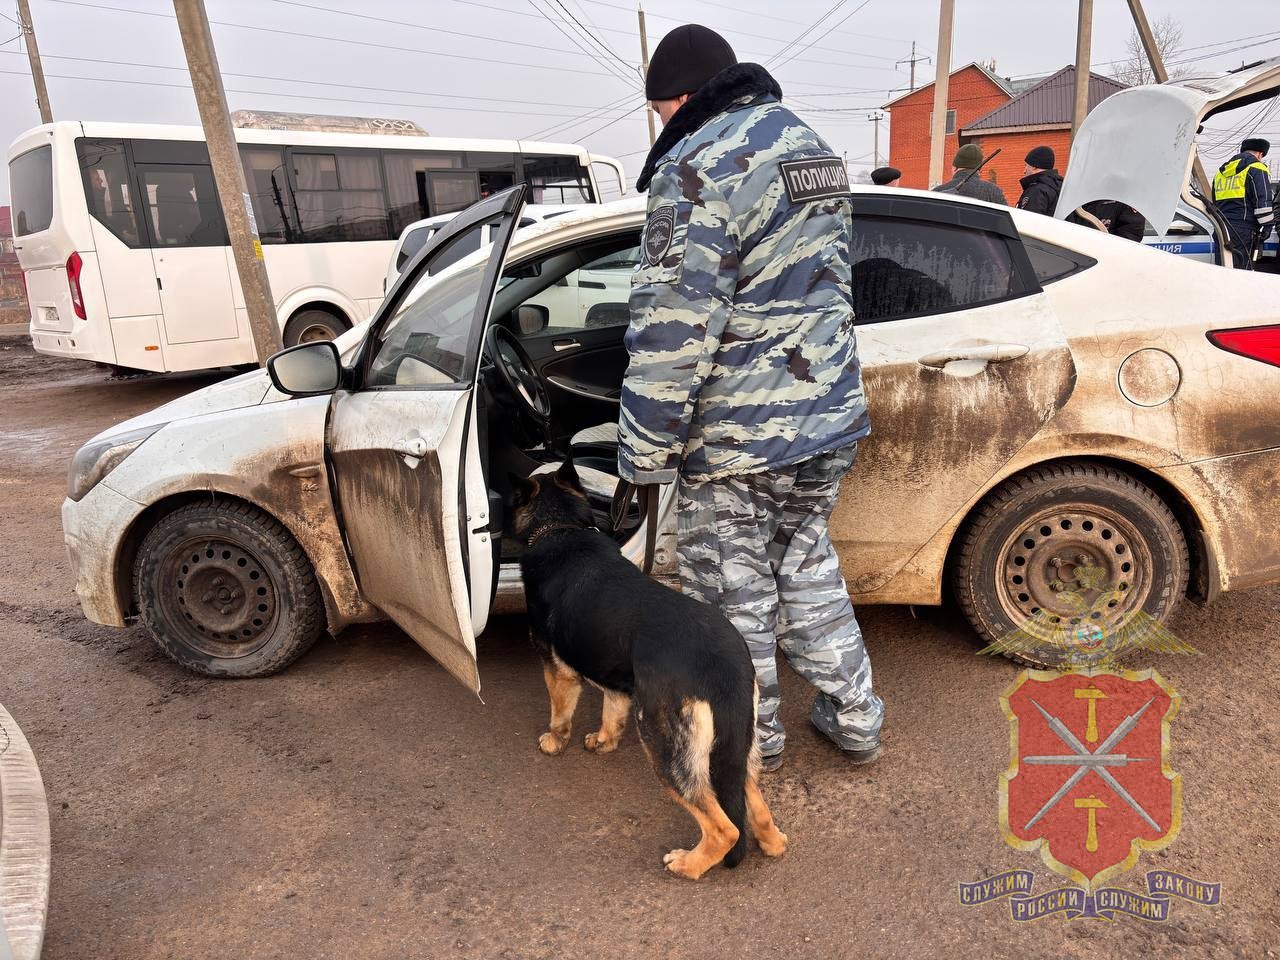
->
xmin=624 ymin=24 xmax=883 ymax=773
xmin=933 ymin=144 xmax=1006 ymax=204
xmin=1016 ymin=146 xmax=1063 ymax=216
xmin=1071 ymin=200 xmax=1146 ymax=241
xmin=1213 ymin=137 xmax=1273 ymax=268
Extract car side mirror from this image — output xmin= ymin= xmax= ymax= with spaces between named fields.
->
xmin=267 ymin=340 xmax=342 ymax=397
xmin=515 ymin=304 xmax=549 ymax=336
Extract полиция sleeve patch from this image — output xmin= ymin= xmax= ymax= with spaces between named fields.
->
xmin=642 ymin=204 xmax=677 ymax=266
xmin=779 ymin=156 xmax=851 ymax=203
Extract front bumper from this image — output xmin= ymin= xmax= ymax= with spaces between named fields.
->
xmin=61 ymin=483 xmax=144 ymax=628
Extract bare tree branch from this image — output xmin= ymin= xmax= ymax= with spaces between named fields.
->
xmin=1110 ymin=14 xmax=1188 ymax=86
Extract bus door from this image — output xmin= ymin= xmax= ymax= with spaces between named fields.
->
xmin=132 ymin=151 xmax=237 ymax=345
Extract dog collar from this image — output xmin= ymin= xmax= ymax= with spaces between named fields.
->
xmin=525 ymin=522 xmax=598 ymax=548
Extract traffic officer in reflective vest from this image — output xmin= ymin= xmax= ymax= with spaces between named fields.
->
xmin=619 ymin=24 xmax=884 ymax=772
xmin=1213 ymin=138 xmax=1273 ymax=269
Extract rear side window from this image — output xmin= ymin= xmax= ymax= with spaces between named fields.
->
xmin=396 ymin=225 xmax=435 ymax=271
xmin=1022 ymin=237 xmax=1096 ymax=285
xmin=77 ymin=138 xmax=142 ymax=247
xmin=9 ymin=145 xmax=53 ymax=236
xmin=850 ymin=216 xmax=1029 ymax=324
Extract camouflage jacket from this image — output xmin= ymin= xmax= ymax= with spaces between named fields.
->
xmin=619 ymin=63 xmax=871 ymax=484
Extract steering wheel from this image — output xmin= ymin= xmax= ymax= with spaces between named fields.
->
xmin=484 ymin=324 xmax=552 ymax=426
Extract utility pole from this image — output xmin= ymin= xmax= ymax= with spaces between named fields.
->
xmin=173 ymin=0 xmax=281 ymax=364
xmin=927 ymin=0 xmax=955 ymax=189
xmin=868 ymin=112 xmax=884 ymax=167
xmin=15 ymin=0 xmax=52 ymax=124
xmin=1071 ymin=0 xmax=1093 ymax=141
xmin=1123 ymin=0 xmax=1213 ymax=198
xmin=896 ymin=40 xmax=930 ymax=93
xmin=638 ymin=5 xmax=655 ymax=147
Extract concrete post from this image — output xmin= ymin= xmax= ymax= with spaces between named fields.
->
xmin=173 ymin=0 xmax=282 ymax=364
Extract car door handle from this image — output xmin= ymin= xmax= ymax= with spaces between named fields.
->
xmin=917 ymin=343 xmax=1029 ymax=368
xmin=552 ymin=339 xmax=580 ymax=352
xmin=578 ymin=280 xmax=607 ymax=290
xmin=390 ymin=437 xmax=428 ymax=458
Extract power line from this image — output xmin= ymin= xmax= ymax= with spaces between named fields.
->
xmin=0 ymin=65 xmax=639 ymax=122
xmin=524 ymin=89 xmax=642 ymax=140
xmin=767 ymin=0 xmax=850 ymax=68
xmin=525 ymin=0 xmax=637 ymax=87
xmin=0 ymin=48 xmax=638 ymax=112
xmin=551 ymin=0 xmax=634 ymax=72
xmin=46 ymin=0 xmax=639 ymax=82
xmin=773 ymin=0 xmax=876 ymax=71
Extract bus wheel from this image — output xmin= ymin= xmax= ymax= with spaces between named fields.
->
xmin=134 ymin=501 xmax=325 ymax=677
xmin=284 ymin=309 xmax=346 ymax=346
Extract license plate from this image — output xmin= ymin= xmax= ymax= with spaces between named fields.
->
xmin=42 ymin=306 xmax=59 ymax=324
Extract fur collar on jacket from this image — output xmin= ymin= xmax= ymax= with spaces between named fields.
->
xmin=635 ymin=62 xmax=783 ymax=192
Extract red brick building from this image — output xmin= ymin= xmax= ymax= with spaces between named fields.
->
xmin=883 ymin=62 xmax=1012 ymax=190
xmin=884 ymin=64 xmax=1127 ymax=196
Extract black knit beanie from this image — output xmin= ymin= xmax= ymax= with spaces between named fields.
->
xmin=645 ymin=24 xmax=738 ymax=100
xmin=1025 ymin=145 xmax=1055 ymax=170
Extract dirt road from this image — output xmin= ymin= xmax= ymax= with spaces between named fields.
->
xmin=0 ymin=331 xmax=1277 ymax=959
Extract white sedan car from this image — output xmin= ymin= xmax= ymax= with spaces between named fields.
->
xmin=62 ymin=61 xmax=1280 ymax=688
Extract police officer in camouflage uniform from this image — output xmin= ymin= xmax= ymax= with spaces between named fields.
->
xmin=618 ymin=24 xmax=884 ymax=771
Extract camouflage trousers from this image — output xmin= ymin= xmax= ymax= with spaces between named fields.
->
xmin=676 ymin=443 xmax=884 ymax=756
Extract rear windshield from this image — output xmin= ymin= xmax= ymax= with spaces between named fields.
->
xmin=9 ymin=145 xmax=53 ymax=236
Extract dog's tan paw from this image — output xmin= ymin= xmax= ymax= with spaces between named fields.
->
xmin=538 ymin=732 xmax=569 ymax=755
xmin=584 ymin=731 xmax=619 ymax=753
xmin=663 ymin=849 xmax=708 ymax=880
xmin=759 ymin=831 xmax=788 ymax=858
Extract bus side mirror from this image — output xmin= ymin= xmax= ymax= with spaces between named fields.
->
xmin=267 ymin=340 xmax=342 ymax=396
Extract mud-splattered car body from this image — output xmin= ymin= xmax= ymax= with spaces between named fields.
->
xmin=60 ymin=63 xmax=1280 ymax=683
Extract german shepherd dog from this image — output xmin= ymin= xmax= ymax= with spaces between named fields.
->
xmin=510 ymin=460 xmax=787 ymax=880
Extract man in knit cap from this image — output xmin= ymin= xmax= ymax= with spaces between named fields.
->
xmin=1213 ymin=137 xmax=1273 ymax=269
xmin=621 ymin=24 xmax=884 ymax=772
xmin=933 ymin=143 xmax=1007 ymax=204
xmin=1016 ymin=145 xmax=1063 ymax=216
xmin=870 ymin=166 xmax=902 ymax=187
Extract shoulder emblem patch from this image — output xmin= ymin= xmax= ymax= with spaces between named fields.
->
xmin=779 ymin=156 xmax=851 ymax=204
xmin=643 ymin=204 xmax=677 ymax=266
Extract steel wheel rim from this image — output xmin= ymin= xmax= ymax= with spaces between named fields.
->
xmin=159 ymin=536 xmax=281 ymax=659
xmin=995 ymin=504 xmax=1153 ymax=658
xmin=296 ymin=322 xmax=335 ymax=343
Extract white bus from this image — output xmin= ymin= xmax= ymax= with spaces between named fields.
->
xmin=6 ymin=119 xmax=625 ymax=372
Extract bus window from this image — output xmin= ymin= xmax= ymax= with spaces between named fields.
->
xmin=290 ymin=149 xmax=391 ymax=242
xmin=427 ymin=170 xmax=481 ymax=215
xmin=383 ymin=150 xmax=463 ymax=234
xmin=522 ymin=154 xmax=593 ymax=204
xmin=137 ymin=165 xmax=228 ymax=247
xmin=468 ymin=151 xmax=517 ymax=199
xmin=9 ymin=145 xmax=53 ymax=236
xmin=239 ymin=145 xmax=295 ymax=244
xmin=76 ymin=139 xmax=142 ymax=247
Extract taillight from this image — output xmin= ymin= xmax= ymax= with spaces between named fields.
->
xmin=1207 ymin=324 xmax=1280 ymax=368
xmin=66 ymin=251 xmax=86 ymax=320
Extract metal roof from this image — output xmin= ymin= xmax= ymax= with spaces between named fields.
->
xmin=963 ymin=66 xmax=1127 ymax=132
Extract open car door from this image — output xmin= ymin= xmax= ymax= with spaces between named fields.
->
xmin=327 ymin=185 xmax=527 ymax=693
xmin=1056 ymin=56 xmax=1280 ymax=257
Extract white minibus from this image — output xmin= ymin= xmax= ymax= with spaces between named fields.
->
xmin=7 ymin=119 xmax=625 ymax=372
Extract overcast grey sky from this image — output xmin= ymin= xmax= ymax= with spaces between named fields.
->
xmin=1 ymin=0 xmax=1277 ymax=203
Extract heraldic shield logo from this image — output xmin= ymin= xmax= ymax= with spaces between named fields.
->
xmin=1000 ymin=669 xmax=1181 ymax=888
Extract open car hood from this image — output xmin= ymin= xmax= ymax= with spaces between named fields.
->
xmin=1056 ymin=56 xmax=1280 ymax=230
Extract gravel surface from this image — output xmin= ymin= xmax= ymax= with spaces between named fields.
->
xmin=0 ymin=334 xmax=1276 ymax=959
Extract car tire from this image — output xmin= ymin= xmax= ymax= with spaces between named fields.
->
xmin=951 ymin=461 xmax=1188 ymax=667
xmin=283 ymin=309 xmax=346 ymax=346
xmin=134 ymin=501 xmax=325 ymax=677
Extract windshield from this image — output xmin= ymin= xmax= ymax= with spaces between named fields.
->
xmin=9 ymin=145 xmax=53 ymax=236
